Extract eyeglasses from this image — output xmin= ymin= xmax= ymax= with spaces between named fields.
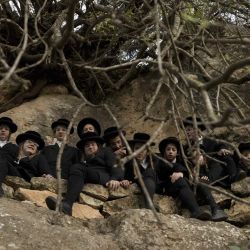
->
xmin=24 ymin=140 xmax=39 ymax=148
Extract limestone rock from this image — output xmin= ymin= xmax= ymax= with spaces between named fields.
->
xmin=72 ymin=203 xmax=103 ymax=220
xmin=108 ymin=186 xmax=131 ymax=199
xmin=227 ymin=197 xmax=250 ymax=226
xmin=153 ymin=194 xmax=179 ymax=215
xmin=30 ymin=177 xmax=67 ymax=193
xmin=4 ymin=176 xmax=31 ymax=190
xmin=96 ymin=209 xmax=248 ymax=250
xmin=82 ymin=184 xmax=109 ymax=201
xmin=79 ymin=193 xmax=104 ymax=209
xmin=102 ymin=195 xmax=144 ymax=216
xmin=2 ymin=183 xmax=14 ymax=198
xmin=14 ymin=188 xmax=57 ymax=207
xmin=211 ymin=187 xmax=232 ymax=208
xmin=231 ymin=177 xmax=250 ymax=197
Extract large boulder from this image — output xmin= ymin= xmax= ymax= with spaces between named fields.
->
xmin=82 ymin=184 xmax=109 ymax=201
xmin=108 ymin=183 xmax=141 ymax=200
xmin=227 ymin=197 xmax=250 ymax=226
xmin=14 ymin=188 xmax=103 ymax=220
xmin=231 ymin=177 xmax=250 ymax=197
xmin=4 ymin=176 xmax=31 ymax=190
xmin=30 ymin=177 xmax=67 ymax=193
xmin=153 ymin=194 xmax=179 ymax=215
xmin=102 ymin=195 xmax=143 ymax=216
xmin=95 ymin=209 xmax=249 ymax=250
xmin=79 ymin=193 xmax=104 ymax=209
xmin=1 ymin=183 xmax=14 ymax=198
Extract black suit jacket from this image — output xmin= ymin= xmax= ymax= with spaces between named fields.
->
xmin=156 ymin=159 xmax=187 ymax=183
xmin=124 ymin=156 xmax=157 ymax=183
xmin=84 ymin=147 xmax=124 ymax=184
xmin=0 ymin=142 xmax=19 ymax=162
xmin=42 ymin=144 xmax=80 ymax=179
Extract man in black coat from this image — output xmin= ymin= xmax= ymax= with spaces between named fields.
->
xmin=182 ymin=116 xmax=239 ymax=187
xmin=0 ymin=117 xmax=19 ymax=162
xmin=77 ymin=117 xmax=101 ymax=138
xmin=123 ymin=133 xmax=157 ymax=208
xmin=45 ymin=132 xmax=124 ymax=215
xmin=42 ymin=118 xmax=80 ymax=179
xmin=0 ymin=131 xmax=52 ymax=197
xmin=0 ymin=117 xmax=19 ymax=196
xmin=156 ymin=136 xmax=227 ymax=221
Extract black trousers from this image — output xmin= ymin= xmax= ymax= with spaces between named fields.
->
xmin=158 ymin=177 xmax=218 ymax=214
xmin=64 ymin=163 xmax=112 ymax=205
xmin=208 ymin=155 xmax=238 ymax=187
xmin=0 ymin=159 xmax=33 ymax=183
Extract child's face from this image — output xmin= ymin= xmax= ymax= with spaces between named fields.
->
xmin=192 ymin=150 xmax=206 ymax=165
xmin=164 ymin=144 xmax=177 ymax=162
xmin=242 ymin=150 xmax=250 ymax=167
xmin=185 ymin=126 xmax=198 ymax=141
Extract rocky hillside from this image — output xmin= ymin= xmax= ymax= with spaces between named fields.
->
xmin=0 ymin=197 xmax=249 ymax=250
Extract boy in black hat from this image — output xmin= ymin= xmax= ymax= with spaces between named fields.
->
xmin=123 ymin=132 xmax=157 ymax=208
xmin=77 ymin=117 xmax=101 ymax=138
xmin=0 ymin=131 xmax=52 ymax=197
xmin=182 ymin=116 xmax=239 ymax=187
xmin=157 ymin=137 xmax=227 ymax=221
xmin=103 ymin=126 xmax=127 ymax=158
xmin=237 ymin=142 xmax=250 ymax=176
xmin=42 ymin=118 xmax=80 ymax=179
xmin=45 ymin=132 xmax=123 ymax=215
xmin=0 ymin=117 xmax=19 ymax=162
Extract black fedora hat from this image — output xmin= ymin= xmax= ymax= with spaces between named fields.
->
xmin=129 ymin=132 xmax=155 ymax=146
xmin=77 ymin=118 xmax=101 ymax=137
xmin=51 ymin=118 xmax=74 ymax=134
xmin=238 ymin=142 xmax=250 ymax=153
xmin=182 ymin=116 xmax=206 ymax=131
xmin=16 ymin=130 xmax=45 ymax=150
xmin=0 ymin=117 xmax=17 ymax=133
xmin=76 ymin=132 xmax=104 ymax=149
xmin=159 ymin=137 xmax=180 ymax=156
xmin=103 ymin=126 xmax=126 ymax=142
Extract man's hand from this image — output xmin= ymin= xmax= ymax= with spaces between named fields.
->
xmin=218 ymin=148 xmax=232 ymax=156
xmin=170 ymin=172 xmax=183 ymax=183
xmin=114 ymin=147 xmax=127 ymax=157
xmin=120 ymin=180 xmax=132 ymax=189
xmin=106 ymin=180 xmax=120 ymax=190
xmin=200 ymin=175 xmax=209 ymax=183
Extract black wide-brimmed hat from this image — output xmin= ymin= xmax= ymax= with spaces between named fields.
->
xmin=76 ymin=132 xmax=104 ymax=149
xmin=238 ymin=142 xmax=250 ymax=153
xmin=0 ymin=116 xmax=17 ymax=133
xmin=129 ymin=132 xmax=155 ymax=146
xmin=77 ymin=118 xmax=101 ymax=137
xmin=182 ymin=116 xmax=206 ymax=131
xmin=159 ymin=137 xmax=180 ymax=156
xmin=16 ymin=130 xmax=45 ymax=150
xmin=103 ymin=126 xmax=126 ymax=142
xmin=51 ymin=118 xmax=74 ymax=134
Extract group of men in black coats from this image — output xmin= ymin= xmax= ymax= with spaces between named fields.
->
xmin=0 ymin=115 xmax=249 ymax=221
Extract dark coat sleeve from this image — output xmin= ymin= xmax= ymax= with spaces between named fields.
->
xmin=103 ymin=147 xmax=124 ymax=180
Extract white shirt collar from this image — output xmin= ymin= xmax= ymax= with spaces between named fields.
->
xmin=0 ymin=141 xmax=8 ymax=148
xmin=141 ymin=158 xmax=148 ymax=169
xmin=55 ymin=140 xmax=63 ymax=148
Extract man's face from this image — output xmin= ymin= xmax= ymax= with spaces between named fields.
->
xmin=83 ymin=124 xmax=95 ymax=133
xmin=185 ymin=126 xmax=197 ymax=141
xmin=109 ymin=136 xmax=123 ymax=152
xmin=164 ymin=144 xmax=178 ymax=162
xmin=54 ymin=125 xmax=67 ymax=142
xmin=22 ymin=139 xmax=39 ymax=156
xmin=0 ymin=124 xmax=10 ymax=141
xmin=134 ymin=143 xmax=147 ymax=162
xmin=84 ymin=141 xmax=98 ymax=157
xmin=242 ymin=150 xmax=250 ymax=167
